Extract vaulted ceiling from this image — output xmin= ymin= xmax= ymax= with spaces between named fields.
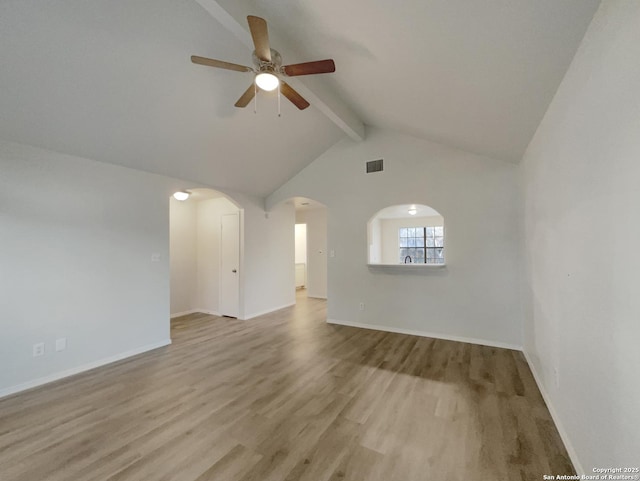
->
xmin=0 ymin=0 xmax=600 ymax=197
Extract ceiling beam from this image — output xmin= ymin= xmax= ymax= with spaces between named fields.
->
xmin=194 ymin=0 xmax=366 ymax=141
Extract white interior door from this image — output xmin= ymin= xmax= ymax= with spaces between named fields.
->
xmin=220 ymin=213 xmax=239 ymax=318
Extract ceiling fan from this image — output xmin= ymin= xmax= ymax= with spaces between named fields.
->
xmin=191 ymin=15 xmax=335 ymax=111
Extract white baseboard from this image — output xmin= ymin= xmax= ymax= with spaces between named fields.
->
xmin=170 ymin=309 xmax=198 ymax=318
xmin=193 ymin=308 xmax=221 ymax=316
xmin=326 ymin=319 xmax=522 ymax=351
xmin=307 ymin=294 xmax=327 ymax=300
xmin=171 ymin=309 xmax=221 ymax=319
xmin=326 ymin=320 xmax=580 ymax=471
xmin=243 ymin=302 xmax=296 ymax=320
xmin=522 ymin=349 xmax=584 ymax=475
xmin=0 ymin=339 xmax=172 ymax=400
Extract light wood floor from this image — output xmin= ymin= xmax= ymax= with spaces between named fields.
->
xmin=0 ymin=291 xmax=573 ymax=481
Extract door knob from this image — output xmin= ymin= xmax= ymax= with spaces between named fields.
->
xmin=232 ymin=269 xmax=237 ymax=273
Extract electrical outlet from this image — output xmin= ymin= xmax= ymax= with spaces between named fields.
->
xmin=151 ymin=253 xmax=161 ymax=262
xmin=33 ymin=342 xmax=45 ymax=357
xmin=55 ymin=338 xmax=67 ymax=352
xmin=359 ymin=302 xmax=365 ymax=311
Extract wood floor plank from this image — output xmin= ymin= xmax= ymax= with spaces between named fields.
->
xmin=0 ymin=291 xmax=574 ymax=480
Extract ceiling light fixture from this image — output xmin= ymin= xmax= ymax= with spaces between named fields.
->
xmin=173 ymin=191 xmax=190 ymax=201
xmin=408 ymin=206 xmax=417 ymax=216
xmin=255 ymin=72 xmax=279 ymax=91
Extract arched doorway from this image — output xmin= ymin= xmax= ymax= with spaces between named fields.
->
xmin=169 ymin=188 xmax=243 ymax=322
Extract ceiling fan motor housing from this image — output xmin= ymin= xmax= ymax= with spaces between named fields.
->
xmin=253 ymin=49 xmax=282 ymax=74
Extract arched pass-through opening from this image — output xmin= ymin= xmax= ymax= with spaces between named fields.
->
xmin=290 ymin=197 xmax=328 ymax=303
xmin=368 ymin=204 xmax=446 ymax=266
xmin=169 ymin=188 xmax=243 ymax=329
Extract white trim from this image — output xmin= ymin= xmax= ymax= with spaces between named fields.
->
xmin=0 ymin=339 xmax=172 ymax=400
xmin=326 ymin=319 xmax=522 ymax=351
xmin=243 ymin=302 xmax=296 ymax=320
xmin=523 ymin=349 xmax=584 ymax=475
xmin=170 ymin=309 xmax=198 ymax=318
xmin=193 ymin=309 xmax=221 ymax=317
xmin=171 ymin=309 xmax=221 ymax=319
xmin=307 ymin=295 xmax=327 ymax=300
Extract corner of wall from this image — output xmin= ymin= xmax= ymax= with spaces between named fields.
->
xmin=522 ymin=348 xmax=585 ymax=475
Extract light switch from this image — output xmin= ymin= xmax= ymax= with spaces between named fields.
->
xmin=55 ymin=338 xmax=67 ymax=352
xmin=330 ymin=250 xmax=335 ymax=258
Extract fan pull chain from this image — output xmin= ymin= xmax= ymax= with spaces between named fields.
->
xmin=277 ymin=82 xmax=281 ymax=117
xmin=253 ymin=82 xmax=257 ymax=114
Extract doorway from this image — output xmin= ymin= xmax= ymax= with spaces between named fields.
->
xmin=293 ymin=198 xmax=327 ymax=301
xmin=169 ymin=188 xmax=242 ymax=321
xmin=294 ymin=223 xmax=307 ymax=291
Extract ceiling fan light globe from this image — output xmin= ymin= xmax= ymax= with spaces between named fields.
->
xmin=255 ymin=72 xmax=279 ymax=91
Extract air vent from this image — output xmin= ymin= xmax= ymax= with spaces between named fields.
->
xmin=366 ymin=159 xmax=383 ymax=173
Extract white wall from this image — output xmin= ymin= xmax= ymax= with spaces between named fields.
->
xmin=196 ymin=197 xmax=239 ymax=314
xmin=268 ymin=127 xmax=522 ymax=348
xmin=242 ymin=200 xmax=295 ymax=318
xmin=520 ymin=0 xmax=640 ymax=472
xmin=171 ymin=191 xmax=294 ymax=321
xmin=368 ymin=217 xmax=382 ymax=264
xmin=379 ymin=215 xmax=444 ymax=264
xmin=296 ymin=208 xmax=328 ymax=299
xmin=0 ymin=140 xmax=297 ymax=396
xmin=294 ymin=224 xmax=307 ymax=264
xmin=170 ymin=196 xmax=239 ymax=317
xmin=0 ymin=141 xmax=176 ymax=395
xmin=169 ymin=198 xmax=198 ymax=315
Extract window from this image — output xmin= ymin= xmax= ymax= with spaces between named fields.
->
xmin=399 ymin=226 xmax=444 ymax=264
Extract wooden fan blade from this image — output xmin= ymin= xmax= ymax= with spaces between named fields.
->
xmin=247 ymin=16 xmax=271 ymax=62
xmin=283 ymin=59 xmax=336 ymax=77
xmin=234 ymin=83 xmax=256 ymax=108
xmin=280 ymin=81 xmax=310 ymax=110
xmin=191 ymin=55 xmax=252 ymax=72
